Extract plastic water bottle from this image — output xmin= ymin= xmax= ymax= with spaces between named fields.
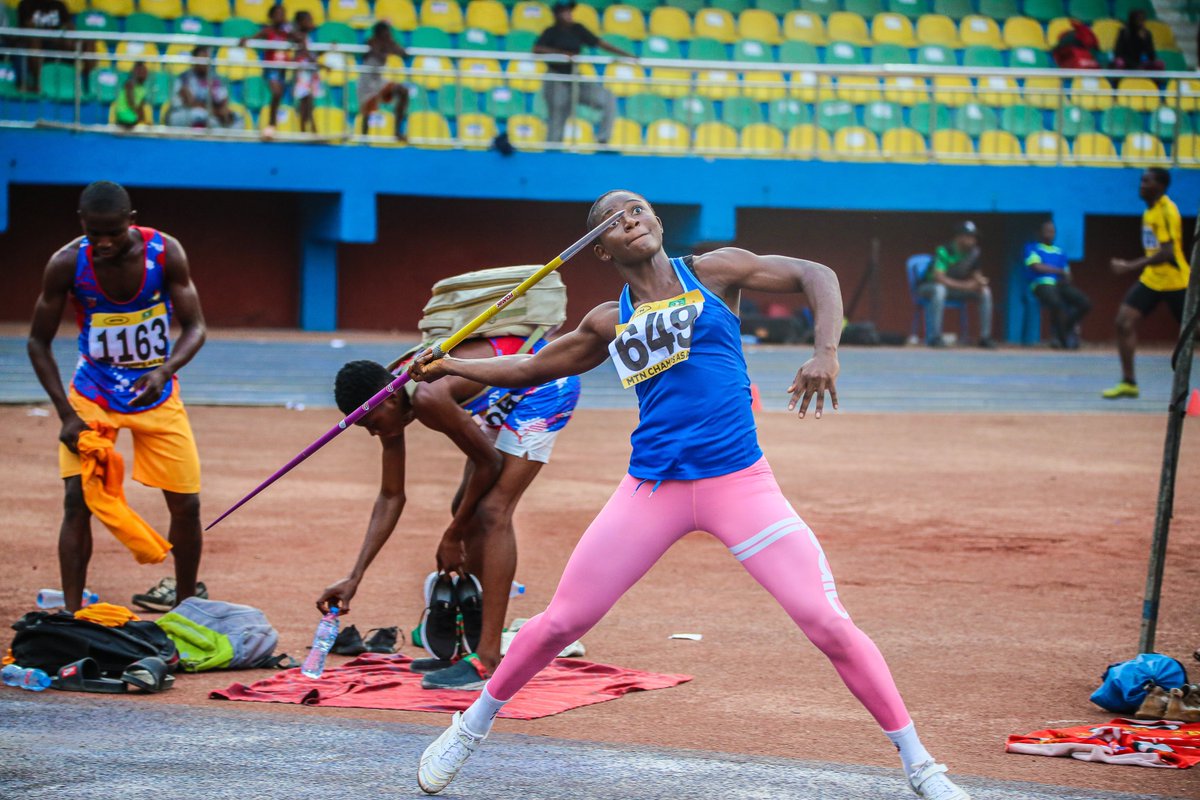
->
xmin=301 ymin=607 xmax=339 ymax=679
xmin=510 ymin=581 xmax=525 ymax=598
xmin=36 ymin=588 xmax=99 ymax=609
xmin=2 ymin=664 xmax=52 ymax=692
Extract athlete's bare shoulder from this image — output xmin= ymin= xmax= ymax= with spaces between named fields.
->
xmin=44 ymin=238 xmax=83 ymax=283
xmin=581 ymin=300 xmax=621 ymax=337
xmin=690 ymin=247 xmax=758 ymax=279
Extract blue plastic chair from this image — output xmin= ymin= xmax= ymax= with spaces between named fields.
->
xmin=906 ymin=253 xmax=969 ymax=343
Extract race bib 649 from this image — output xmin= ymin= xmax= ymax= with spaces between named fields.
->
xmin=609 ymin=290 xmax=703 ymax=388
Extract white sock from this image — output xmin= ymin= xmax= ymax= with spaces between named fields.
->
xmin=885 ymin=721 xmax=934 ymax=776
xmin=461 ymin=685 xmax=506 ymax=737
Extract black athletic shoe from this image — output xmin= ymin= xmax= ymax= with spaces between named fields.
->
xmin=409 ymin=657 xmax=455 ymax=674
xmin=455 ymin=573 xmax=483 ymax=656
xmin=131 ymin=577 xmax=208 ymax=613
xmin=332 ymin=625 xmax=367 ymax=656
xmin=420 ymin=572 xmax=460 ymax=661
xmin=364 ymin=627 xmax=398 ymax=654
xmin=421 ymin=654 xmax=490 ymax=691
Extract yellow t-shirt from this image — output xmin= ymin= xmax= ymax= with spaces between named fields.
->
xmin=1140 ymin=194 xmax=1190 ymax=292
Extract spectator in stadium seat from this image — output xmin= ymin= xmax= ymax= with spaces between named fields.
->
xmin=114 ymin=62 xmax=150 ymax=129
xmin=1112 ymin=10 xmax=1163 ymax=71
xmin=917 ymin=220 xmax=996 ymax=348
xmin=16 ymin=0 xmax=71 ymax=92
xmin=357 ymin=22 xmax=410 ymax=141
xmin=240 ymin=4 xmax=292 ymax=138
xmin=1052 ymin=19 xmax=1102 ymax=69
xmin=1025 ymin=219 xmax=1091 ymax=350
xmin=166 ymin=46 xmax=243 ymax=131
xmin=533 ymin=1 xmax=637 ymax=146
xmin=291 ymin=10 xmax=321 ymax=134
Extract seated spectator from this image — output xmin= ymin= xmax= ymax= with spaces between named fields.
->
xmin=1113 ymin=11 xmax=1163 ymax=71
xmin=113 ymin=61 xmax=150 ymax=128
xmin=357 ymin=22 xmax=410 ymax=141
xmin=291 ymin=10 xmax=320 ymax=134
xmin=1025 ymin=220 xmax=1091 ymax=350
xmin=1052 ymin=19 xmax=1101 ymax=69
xmin=918 ymin=220 xmax=996 ymax=348
xmin=16 ymin=0 xmax=71 ymax=92
xmin=166 ymin=46 xmax=243 ymax=130
xmin=239 ymin=4 xmax=292 ymax=136
xmin=534 ymin=1 xmax=637 ymax=145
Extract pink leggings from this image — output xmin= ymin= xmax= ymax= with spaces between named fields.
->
xmin=489 ymin=457 xmax=911 ymax=732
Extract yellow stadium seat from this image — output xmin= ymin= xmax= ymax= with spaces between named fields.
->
xmin=115 ymin=41 xmax=160 ymax=74
xmin=1175 ymin=133 xmax=1200 ymax=164
xmin=649 ymin=67 xmax=690 ymax=98
xmin=407 ymin=110 xmax=452 ymax=148
xmin=421 ymin=0 xmax=463 ymax=32
xmin=932 ymin=75 xmax=972 ymax=107
xmin=1073 ymin=132 xmax=1118 ymax=165
xmin=789 ymin=70 xmax=834 ymax=103
xmin=1092 ymin=18 xmax=1121 ymax=51
xmin=787 ymin=123 xmax=832 ymax=158
xmin=459 ymin=57 xmax=503 ymax=90
xmin=328 ymin=0 xmax=372 ymax=26
xmin=1025 ymin=131 xmax=1066 ymax=164
xmin=507 ymin=113 xmax=547 ymax=150
xmin=696 ymin=69 xmax=739 ymax=100
xmin=216 ymin=46 xmax=260 ymax=81
xmin=1166 ymin=79 xmax=1200 ymax=112
xmin=563 ymin=116 xmax=596 ymax=149
xmin=603 ymin=4 xmax=646 ymax=40
xmin=465 ymin=0 xmax=508 ymax=34
xmin=92 ymin=0 xmax=133 ymax=14
xmin=694 ymin=7 xmax=737 ymax=43
xmin=649 ymin=6 xmax=691 ymax=39
xmin=364 ymin=108 xmax=399 ymax=143
xmin=284 ymin=0 xmax=324 ymax=24
xmin=611 ymin=117 xmax=644 ymax=149
xmin=375 ymin=0 xmax=419 ymax=30
xmin=320 ymin=50 xmax=353 ymax=87
xmin=313 ymin=105 xmax=348 ymax=136
xmin=837 ymin=75 xmax=882 ymax=104
xmin=187 ymin=0 xmax=230 ymax=22
xmin=511 ymin=1 xmax=552 ymax=34
xmin=827 ymin=11 xmax=871 ymax=46
xmin=739 ymin=9 xmax=782 ymax=44
xmin=410 ymin=55 xmax=454 ymax=89
xmin=932 ymin=129 xmax=975 ymax=162
xmin=225 ymin=101 xmax=254 ymax=130
xmin=384 ymin=53 xmax=407 ymax=82
xmin=505 ymin=58 xmax=545 ymax=92
xmin=695 ymin=121 xmax=738 ymax=154
xmin=605 ymin=62 xmax=646 ymax=96
xmin=977 ymin=74 xmax=1019 ymax=106
xmin=141 ymin=0 xmax=183 ymax=18
xmin=1071 ymin=75 xmax=1113 ymax=111
xmin=1117 ymin=77 xmax=1160 ymax=112
xmin=163 ymin=43 xmax=193 ymax=74
xmin=456 ymin=112 xmax=498 ymax=148
xmin=978 ymin=130 xmax=1021 ymax=163
xmin=882 ymin=127 xmax=927 ymax=161
xmin=872 ymin=12 xmax=917 ymax=46
xmin=1023 ymin=76 xmax=1062 ymax=109
xmin=1003 ymin=17 xmax=1046 ymax=49
xmin=234 ymin=0 xmax=272 ymax=22
xmin=745 ymin=70 xmax=788 ymax=101
xmin=573 ymin=3 xmax=599 ymax=34
xmin=1123 ymin=132 xmax=1167 ymax=165
xmin=646 ymin=118 xmax=690 ymax=153
xmin=741 ymin=122 xmax=785 ymax=155
xmin=1145 ymin=20 xmax=1177 ymax=51
xmin=959 ymin=15 xmax=1001 ymax=48
xmin=884 ymin=75 xmax=929 ymax=105
xmin=1045 ymin=17 xmax=1073 ymax=47
xmin=784 ymin=11 xmax=828 ymax=45
xmin=260 ymin=104 xmax=299 ymax=132
xmin=916 ymin=13 xmax=960 ymax=47
xmin=834 ymin=126 xmax=881 ymax=160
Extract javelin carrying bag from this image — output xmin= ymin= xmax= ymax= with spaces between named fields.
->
xmin=417 ymin=265 xmax=567 ymax=343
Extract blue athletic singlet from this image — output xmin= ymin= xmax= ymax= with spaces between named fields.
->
xmin=459 ymin=337 xmax=581 ymax=435
xmin=71 ymin=227 xmax=174 ymax=414
xmin=614 ymin=256 xmax=762 ymax=481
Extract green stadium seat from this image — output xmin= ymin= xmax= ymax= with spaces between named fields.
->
xmin=408 ymin=85 xmax=434 ymax=113
xmin=1055 ymin=104 xmax=1096 ymax=138
xmin=1161 ymin=51 xmax=1189 ymax=71
xmin=735 ymin=39 xmax=776 ymax=62
xmin=594 ymin=33 xmax=637 ymax=55
xmin=76 ymin=10 xmax=117 ymax=32
xmin=863 ymin=99 xmax=903 ymax=133
xmin=461 ymin=27 xmax=501 ymax=50
xmin=954 ymin=101 xmax=998 ymax=136
xmin=621 ymin=0 xmax=662 ymax=12
xmin=0 ymin=61 xmax=18 ymax=99
xmin=977 ymin=0 xmax=1018 ymax=18
xmin=768 ymin=97 xmax=811 ymax=127
xmin=871 ymin=43 xmax=912 ymax=63
xmin=799 ymin=0 xmax=837 ymax=15
xmin=932 ymin=0 xmax=972 ymax=19
xmin=438 ymin=85 xmax=480 ymax=117
xmin=673 ymin=95 xmax=717 ymax=123
xmin=672 ymin=0 xmax=707 ymax=13
xmin=411 ymin=26 xmax=454 ymax=48
xmin=916 ymin=44 xmax=954 ymax=66
xmin=240 ymin=75 xmax=270 ymax=110
xmin=962 ymin=45 xmax=1003 ymax=68
xmin=910 ymin=101 xmax=952 ymax=134
xmin=1066 ymin=0 xmax=1106 ymax=23
xmin=1008 ymin=46 xmax=1052 ymax=68
xmin=89 ymin=68 xmax=122 ymax=103
xmin=888 ymin=0 xmax=929 ymax=18
xmin=779 ymin=40 xmax=820 ymax=62
xmin=1021 ymin=0 xmax=1065 ymax=23
xmin=145 ymin=70 xmax=171 ymax=105
xmin=484 ymin=86 xmax=527 ymax=118
xmin=40 ymin=63 xmax=77 ymax=102
xmin=1149 ymin=106 xmax=1193 ymax=141
xmin=689 ymin=38 xmax=730 ymax=61
xmin=641 ymin=35 xmax=684 ymax=59
xmin=1101 ymin=106 xmax=1143 ymax=138
xmin=125 ymin=12 xmax=168 ymax=34
xmin=825 ymin=41 xmax=864 ymax=64
xmin=1000 ymin=104 xmax=1044 ymax=136
xmin=710 ymin=0 xmax=751 ymax=13
xmin=844 ymin=0 xmax=883 ymax=16
xmin=505 ymin=30 xmax=538 ymax=51
xmin=1114 ymin=0 xmax=1156 ymax=20
xmin=316 ymin=22 xmax=359 ymax=44
xmin=722 ymin=96 xmax=765 ymax=128
xmin=625 ymin=92 xmax=670 ymax=125
xmin=816 ymin=99 xmax=857 ymax=130
xmin=755 ymin=0 xmax=797 ymax=14
xmin=220 ymin=17 xmax=260 ymax=39
xmin=175 ymin=16 xmax=215 ymax=35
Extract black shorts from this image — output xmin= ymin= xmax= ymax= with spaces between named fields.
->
xmin=1123 ymin=282 xmax=1185 ymax=322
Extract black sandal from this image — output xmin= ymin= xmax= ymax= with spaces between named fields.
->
xmin=121 ymin=656 xmax=175 ymax=693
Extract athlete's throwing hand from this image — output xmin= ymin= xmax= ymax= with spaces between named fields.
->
xmin=788 ymin=350 xmax=839 ymax=419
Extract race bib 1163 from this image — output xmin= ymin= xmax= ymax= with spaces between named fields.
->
xmin=88 ymin=303 xmax=170 ymax=369
xmin=609 ymin=289 xmax=704 ymax=389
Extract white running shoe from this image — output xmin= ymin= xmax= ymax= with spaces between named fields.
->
xmin=417 ymin=711 xmax=486 ymax=794
xmin=907 ymin=761 xmax=971 ymax=800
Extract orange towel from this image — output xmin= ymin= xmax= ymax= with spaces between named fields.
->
xmin=74 ymin=602 xmax=141 ymax=627
xmin=76 ymin=424 xmax=172 ymax=565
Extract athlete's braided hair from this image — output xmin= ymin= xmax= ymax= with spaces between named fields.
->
xmin=334 ymin=360 xmax=394 ymax=416
xmin=79 ymin=181 xmax=132 ymax=216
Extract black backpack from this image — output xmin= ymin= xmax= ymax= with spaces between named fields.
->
xmin=11 ymin=611 xmax=179 ymax=677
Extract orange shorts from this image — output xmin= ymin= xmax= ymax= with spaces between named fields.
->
xmin=58 ymin=385 xmax=201 ymax=494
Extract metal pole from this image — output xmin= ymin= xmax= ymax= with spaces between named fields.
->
xmin=1138 ymin=213 xmax=1200 ymax=653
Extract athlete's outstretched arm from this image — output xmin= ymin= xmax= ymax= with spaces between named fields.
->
xmin=28 ymin=248 xmax=91 ymax=453
xmin=410 ymin=303 xmax=618 ymax=388
xmin=695 ymin=247 xmax=842 ymax=419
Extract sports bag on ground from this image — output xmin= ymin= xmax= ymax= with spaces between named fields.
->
xmin=156 ymin=598 xmax=281 ymax=672
xmin=1090 ymin=653 xmax=1189 ymax=713
xmin=10 ymin=611 xmax=178 ymax=676
xmin=417 ymin=265 xmax=567 ymax=343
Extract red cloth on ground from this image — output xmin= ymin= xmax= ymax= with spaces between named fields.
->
xmin=211 ymin=653 xmax=691 ymax=719
xmin=1006 ymin=719 xmax=1200 ymax=769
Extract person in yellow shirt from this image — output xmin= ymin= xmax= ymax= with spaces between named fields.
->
xmin=1103 ymin=168 xmax=1191 ymax=399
